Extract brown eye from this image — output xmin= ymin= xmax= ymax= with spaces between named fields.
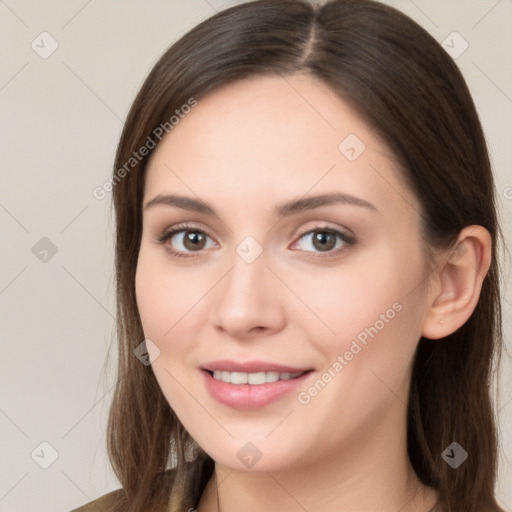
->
xmin=182 ymin=231 xmax=207 ymax=251
xmin=311 ymin=231 xmax=337 ymax=252
xmin=157 ymin=226 xmax=216 ymax=257
xmin=293 ymin=228 xmax=355 ymax=255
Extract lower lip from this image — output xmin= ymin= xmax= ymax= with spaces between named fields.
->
xmin=201 ymin=370 xmax=312 ymax=410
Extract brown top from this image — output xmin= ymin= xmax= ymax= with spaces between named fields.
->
xmin=70 ymin=487 xmax=122 ymax=512
xmin=71 ymin=472 xmax=448 ymax=512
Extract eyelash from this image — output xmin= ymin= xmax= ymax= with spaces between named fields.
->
xmin=155 ymin=222 xmax=356 ymax=259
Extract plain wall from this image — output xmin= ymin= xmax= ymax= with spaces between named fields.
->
xmin=0 ymin=0 xmax=510 ymax=510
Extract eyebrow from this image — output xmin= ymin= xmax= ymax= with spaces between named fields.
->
xmin=143 ymin=192 xmax=378 ymax=217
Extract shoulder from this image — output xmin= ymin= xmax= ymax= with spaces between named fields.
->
xmin=69 ymin=469 xmax=178 ymax=512
xmin=69 ymin=487 xmax=121 ymax=512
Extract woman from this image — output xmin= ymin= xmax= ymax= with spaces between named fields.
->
xmin=72 ymin=0 xmax=505 ymax=510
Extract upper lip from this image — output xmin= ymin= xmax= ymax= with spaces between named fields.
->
xmin=201 ymin=360 xmax=313 ymax=374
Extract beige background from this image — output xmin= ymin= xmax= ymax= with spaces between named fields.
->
xmin=0 ymin=0 xmax=511 ymax=510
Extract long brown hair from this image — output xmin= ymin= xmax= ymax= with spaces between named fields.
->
xmin=107 ymin=1 xmax=505 ymax=510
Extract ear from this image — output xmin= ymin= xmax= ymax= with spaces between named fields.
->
xmin=421 ymin=225 xmax=492 ymax=340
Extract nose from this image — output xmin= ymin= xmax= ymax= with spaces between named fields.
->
xmin=210 ymin=248 xmax=286 ymax=340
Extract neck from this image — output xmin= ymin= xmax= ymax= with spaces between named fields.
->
xmin=197 ymin=401 xmax=438 ymax=512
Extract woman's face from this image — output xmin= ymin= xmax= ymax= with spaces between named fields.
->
xmin=136 ymin=73 xmax=432 ymax=473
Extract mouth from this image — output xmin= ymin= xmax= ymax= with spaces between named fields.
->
xmin=200 ymin=360 xmax=314 ymax=409
xmin=204 ymin=369 xmax=308 ymax=385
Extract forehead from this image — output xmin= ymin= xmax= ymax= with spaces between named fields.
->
xmin=143 ymin=73 xmax=417 ymax=219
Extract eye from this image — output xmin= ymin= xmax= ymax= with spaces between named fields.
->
xmin=156 ymin=223 xmax=355 ymax=259
xmin=156 ymin=223 xmax=216 ymax=258
xmin=291 ymin=227 xmax=355 ymax=256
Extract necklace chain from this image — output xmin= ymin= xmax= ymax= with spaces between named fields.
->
xmin=216 ymin=473 xmax=221 ymax=512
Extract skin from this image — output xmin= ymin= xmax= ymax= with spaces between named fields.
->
xmin=135 ymin=73 xmax=491 ymax=512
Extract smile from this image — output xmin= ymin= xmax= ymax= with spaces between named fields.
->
xmin=199 ymin=368 xmax=315 ymax=411
xmin=210 ymin=370 xmax=304 ymax=385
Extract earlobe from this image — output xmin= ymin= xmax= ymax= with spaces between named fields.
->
xmin=421 ymin=225 xmax=492 ymax=340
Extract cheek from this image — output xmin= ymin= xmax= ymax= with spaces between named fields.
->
xmin=135 ymin=247 xmax=207 ymax=343
xmin=135 ymin=261 xmax=168 ymax=341
xmin=294 ymin=244 xmax=427 ymax=403
xmin=135 ymin=252 xmax=201 ymax=406
xmin=293 ymin=250 xmax=423 ymax=347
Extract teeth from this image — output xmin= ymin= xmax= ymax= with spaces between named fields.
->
xmin=212 ymin=370 xmax=303 ymax=385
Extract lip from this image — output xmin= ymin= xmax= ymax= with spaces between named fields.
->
xmin=201 ymin=359 xmax=311 ymax=374
xmin=200 ymin=360 xmax=314 ymax=410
